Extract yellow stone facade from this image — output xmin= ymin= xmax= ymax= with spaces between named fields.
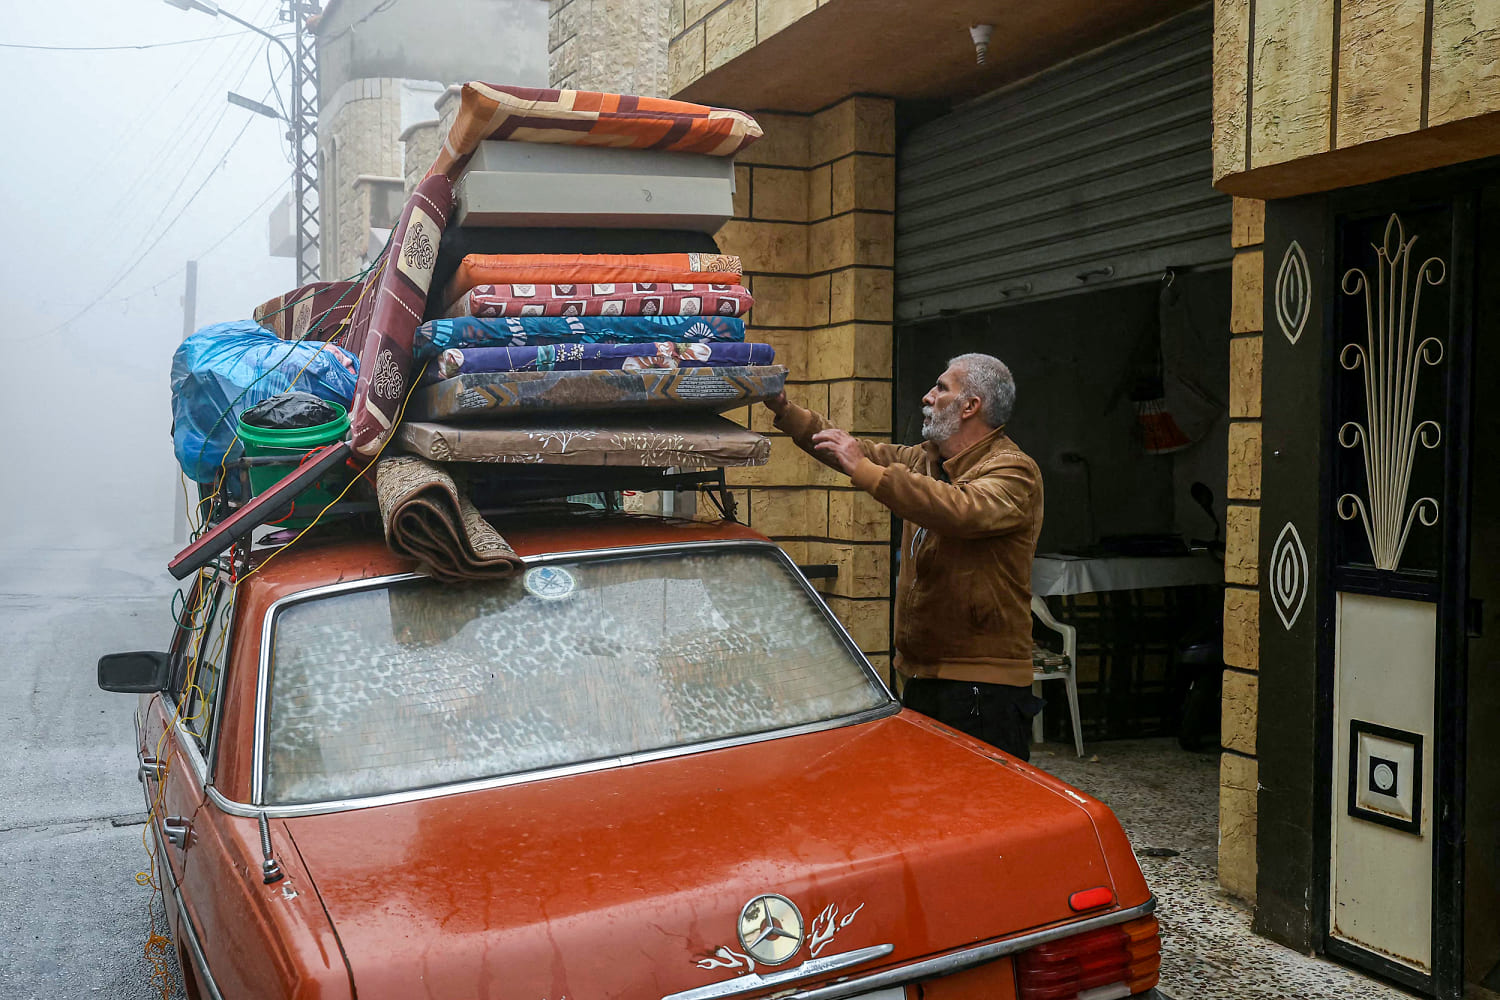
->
xmin=713 ymin=98 xmax=897 ymax=663
xmin=1221 ymin=196 xmax=1265 ymax=903
xmin=669 ymin=0 xmax=831 ymax=99
xmin=1214 ymin=0 xmax=1500 ymax=196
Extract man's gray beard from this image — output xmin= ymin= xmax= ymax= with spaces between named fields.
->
xmin=921 ymin=403 xmax=960 ymax=443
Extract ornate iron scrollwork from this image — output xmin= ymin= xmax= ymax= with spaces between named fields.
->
xmin=1336 ymin=214 xmax=1445 ymax=572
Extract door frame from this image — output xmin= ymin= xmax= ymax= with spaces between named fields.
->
xmin=1307 ymin=166 xmax=1483 ymax=1000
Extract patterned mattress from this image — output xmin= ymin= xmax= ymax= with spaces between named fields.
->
xmin=446 ymin=282 xmax=754 ymax=319
xmin=252 ymin=281 xmax=362 ymax=342
xmin=408 ymin=365 xmax=787 ymax=421
xmin=431 ymin=342 xmax=774 ymax=378
xmin=428 ymin=83 xmax=762 ymax=181
xmin=397 ymin=415 xmax=770 ymax=468
xmin=414 ymin=314 xmax=745 ymax=358
xmin=442 ymin=253 xmax=741 ymax=311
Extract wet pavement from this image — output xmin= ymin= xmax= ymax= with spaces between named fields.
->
xmin=0 ymin=544 xmax=186 ymax=1000
xmin=1034 ymin=738 xmax=1415 ymax=1000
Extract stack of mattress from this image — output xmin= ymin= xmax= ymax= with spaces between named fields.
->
xmin=254 ymin=84 xmax=781 ymax=472
xmin=397 ymin=250 xmax=783 ymax=467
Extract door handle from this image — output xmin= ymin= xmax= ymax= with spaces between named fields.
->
xmin=138 ymin=755 xmax=164 ymax=783
xmin=163 ymin=817 xmax=190 ymax=849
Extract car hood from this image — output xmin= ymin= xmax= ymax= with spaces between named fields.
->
xmin=283 ymin=711 xmax=1145 ymax=1000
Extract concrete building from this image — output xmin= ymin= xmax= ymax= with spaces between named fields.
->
xmin=312 ymin=0 xmax=548 ymax=279
xmin=570 ymin=2 xmax=1500 ymax=997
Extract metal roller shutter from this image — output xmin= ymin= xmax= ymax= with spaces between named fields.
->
xmin=894 ymin=5 xmax=1229 ymax=323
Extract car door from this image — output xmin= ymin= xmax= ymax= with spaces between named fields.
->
xmin=171 ymin=576 xmax=251 ymax=996
xmin=143 ymin=575 xmax=224 ymax=933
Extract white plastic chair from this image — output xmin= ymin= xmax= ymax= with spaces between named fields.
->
xmin=1031 ymin=595 xmax=1084 ymax=757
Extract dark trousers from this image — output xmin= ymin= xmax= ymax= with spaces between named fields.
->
xmin=902 ymin=678 xmax=1044 ymax=762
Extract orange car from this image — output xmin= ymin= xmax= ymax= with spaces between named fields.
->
xmin=100 ymin=511 xmax=1162 ymax=1000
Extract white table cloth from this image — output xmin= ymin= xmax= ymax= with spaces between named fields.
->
xmin=1031 ymin=552 xmax=1223 ymax=597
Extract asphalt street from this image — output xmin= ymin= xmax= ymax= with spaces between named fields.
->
xmin=1 ymin=544 xmax=188 ymax=1000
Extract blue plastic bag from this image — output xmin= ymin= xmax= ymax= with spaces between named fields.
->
xmin=171 ymin=320 xmax=358 ymax=484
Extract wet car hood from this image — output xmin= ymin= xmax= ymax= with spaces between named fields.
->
xmin=283 ymin=711 xmax=1138 ymax=1000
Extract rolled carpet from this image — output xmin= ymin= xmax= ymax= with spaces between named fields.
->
xmin=375 ymin=455 xmax=523 ymax=583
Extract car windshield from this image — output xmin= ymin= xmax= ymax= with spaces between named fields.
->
xmin=263 ymin=546 xmax=891 ymax=804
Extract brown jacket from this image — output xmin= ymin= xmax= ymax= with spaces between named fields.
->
xmin=775 ymin=404 xmax=1044 ymax=687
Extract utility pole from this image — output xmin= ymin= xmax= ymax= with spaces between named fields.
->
xmin=181 ymin=260 xmax=198 ymax=338
xmin=282 ymin=0 xmax=321 ymax=284
xmin=175 ymin=259 xmax=198 ymax=545
xmin=165 ymin=0 xmax=320 ymax=282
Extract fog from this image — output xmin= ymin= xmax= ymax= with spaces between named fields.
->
xmin=0 ymin=0 xmax=298 ymax=554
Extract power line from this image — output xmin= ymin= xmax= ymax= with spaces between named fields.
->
xmin=0 ymin=29 xmax=289 ymax=51
xmin=36 ymin=109 xmax=277 ymax=339
xmin=314 ymin=0 xmax=402 ymax=43
xmin=94 ymin=1 xmax=283 ymax=193
xmin=97 ymin=35 xmax=272 ymax=242
xmin=96 ymin=176 xmax=294 ymax=312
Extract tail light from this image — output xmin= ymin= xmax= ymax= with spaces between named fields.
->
xmin=1014 ymin=915 xmax=1160 ymax=1000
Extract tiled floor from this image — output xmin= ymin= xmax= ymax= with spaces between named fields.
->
xmin=1032 ymin=739 xmax=1416 ymax=1000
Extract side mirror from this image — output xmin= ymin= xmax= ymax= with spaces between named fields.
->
xmin=98 ymin=651 xmax=170 ymax=693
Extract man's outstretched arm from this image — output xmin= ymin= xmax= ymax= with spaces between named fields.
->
xmin=764 ymin=392 xmax=922 ymax=471
xmin=811 ymin=425 xmax=1037 ymax=538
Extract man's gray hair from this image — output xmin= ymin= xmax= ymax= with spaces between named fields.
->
xmin=950 ymin=353 xmax=1016 ymax=427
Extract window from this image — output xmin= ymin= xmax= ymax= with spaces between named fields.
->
xmin=263 ymin=546 xmax=891 ymax=805
xmin=165 ymin=579 xmax=203 ymax=697
xmin=180 ymin=580 xmax=233 ymax=754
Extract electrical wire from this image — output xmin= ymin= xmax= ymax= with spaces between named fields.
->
xmin=192 ymin=256 xmax=383 ymax=523
xmin=92 ymin=26 xmax=247 ymax=183
xmin=99 ymin=37 xmax=272 ymax=241
xmin=264 ymin=39 xmax=290 ymax=122
xmin=235 ymin=356 xmax=430 ymax=587
xmin=0 ymin=29 xmax=289 ymax=51
xmin=314 ymin=0 xmax=402 ymax=42
xmin=92 ymin=2 xmax=283 ymax=228
xmin=37 ymin=84 xmax=282 ymax=338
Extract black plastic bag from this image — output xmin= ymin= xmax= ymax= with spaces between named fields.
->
xmin=241 ymin=391 xmax=342 ymax=430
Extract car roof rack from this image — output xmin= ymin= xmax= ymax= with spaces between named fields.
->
xmin=175 ymin=450 xmax=740 ymax=580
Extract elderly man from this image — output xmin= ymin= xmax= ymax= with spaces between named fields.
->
xmin=764 ymin=353 xmax=1045 ymax=760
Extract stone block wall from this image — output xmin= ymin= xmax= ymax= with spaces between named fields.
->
xmin=1213 ymin=0 xmax=1500 ymax=198
xmin=667 ymin=0 xmax=826 ymax=96
xmin=1220 ymin=195 xmax=1265 ymax=902
xmin=319 ymin=78 xmax=404 ymax=280
xmin=713 ymin=96 xmax=897 ymax=668
xmin=401 ymin=121 xmax=442 ymax=196
xmin=549 ymin=0 xmax=671 ymax=95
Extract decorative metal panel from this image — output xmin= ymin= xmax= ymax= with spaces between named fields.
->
xmin=1334 ymin=213 xmax=1449 ymax=575
xmin=894 ymin=7 xmax=1230 ymax=321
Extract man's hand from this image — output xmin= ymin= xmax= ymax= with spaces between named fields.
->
xmin=811 ymin=427 xmax=863 ymax=476
xmin=763 ymin=390 xmax=788 ymax=416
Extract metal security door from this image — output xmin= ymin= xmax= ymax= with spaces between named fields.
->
xmin=1320 ymin=193 xmax=1474 ymax=997
xmin=894 ymin=4 xmax=1229 ymax=321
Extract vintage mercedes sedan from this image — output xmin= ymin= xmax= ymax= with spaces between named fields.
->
xmin=101 ymin=513 xmax=1162 ymax=1000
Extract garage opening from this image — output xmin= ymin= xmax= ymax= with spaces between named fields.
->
xmin=891 ymin=0 xmax=1234 ymax=885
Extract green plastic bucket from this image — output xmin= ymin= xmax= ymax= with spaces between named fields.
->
xmin=237 ymin=401 xmax=350 ymax=530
